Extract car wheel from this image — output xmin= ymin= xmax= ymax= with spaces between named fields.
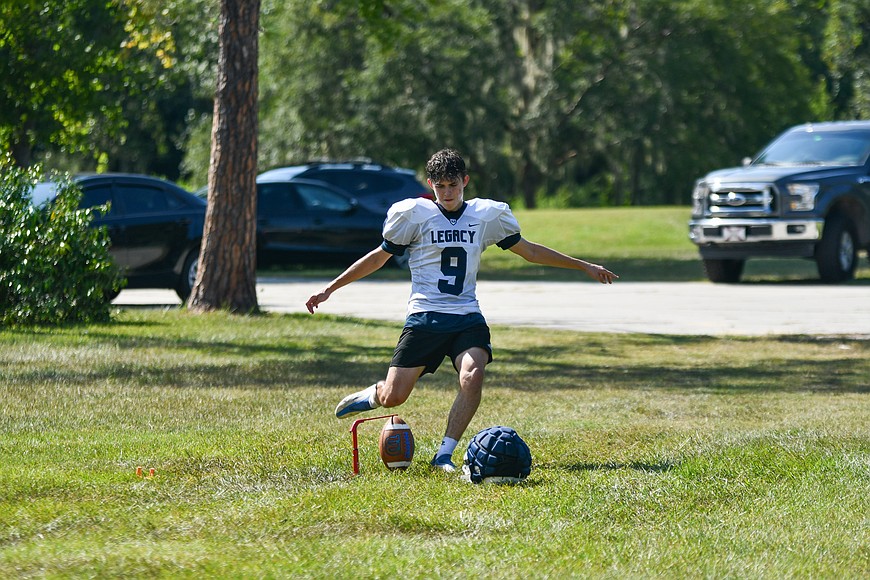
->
xmin=176 ymin=250 xmax=199 ymax=301
xmin=702 ymin=258 xmax=745 ymax=283
xmin=815 ymin=214 xmax=857 ymax=283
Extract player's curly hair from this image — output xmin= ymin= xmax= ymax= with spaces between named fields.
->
xmin=426 ymin=148 xmax=467 ymax=182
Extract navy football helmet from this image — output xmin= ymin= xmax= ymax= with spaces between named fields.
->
xmin=463 ymin=426 xmax=532 ymax=484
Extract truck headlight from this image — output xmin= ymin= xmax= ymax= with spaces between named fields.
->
xmin=692 ymin=181 xmax=709 ymax=215
xmin=787 ymin=183 xmax=819 ymax=211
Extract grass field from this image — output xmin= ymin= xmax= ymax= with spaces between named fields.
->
xmin=2 ymin=206 xmax=869 ymax=577
xmin=1 ymin=310 xmax=868 ymax=578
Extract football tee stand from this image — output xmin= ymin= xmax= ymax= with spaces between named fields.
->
xmin=349 ymin=414 xmax=397 ymax=475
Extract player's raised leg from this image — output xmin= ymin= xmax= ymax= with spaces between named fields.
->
xmin=378 ymin=365 xmax=424 ymax=408
xmin=334 ymin=366 xmax=423 ymax=419
xmin=334 ymin=383 xmax=380 ymax=418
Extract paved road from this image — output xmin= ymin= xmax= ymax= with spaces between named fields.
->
xmin=114 ymin=278 xmax=870 ymax=336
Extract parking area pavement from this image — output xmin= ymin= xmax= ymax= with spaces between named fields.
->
xmin=113 ymin=278 xmax=870 ymax=336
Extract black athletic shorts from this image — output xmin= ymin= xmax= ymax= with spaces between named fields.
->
xmin=391 ymin=324 xmax=493 ymax=376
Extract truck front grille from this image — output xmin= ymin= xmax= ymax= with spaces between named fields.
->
xmin=707 ymin=183 xmax=774 ymax=217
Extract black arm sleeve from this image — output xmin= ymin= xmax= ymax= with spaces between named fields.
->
xmin=497 ymin=233 xmax=522 ymax=250
xmin=381 ymin=239 xmax=409 ymax=256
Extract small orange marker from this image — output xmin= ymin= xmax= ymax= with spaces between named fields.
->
xmin=149 ymin=468 xmax=155 ymax=478
xmin=136 ymin=466 xmax=143 ymax=477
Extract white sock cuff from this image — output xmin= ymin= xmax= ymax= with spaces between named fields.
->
xmin=367 ymin=383 xmax=381 ymax=408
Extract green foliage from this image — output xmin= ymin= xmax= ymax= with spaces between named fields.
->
xmin=6 ymin=0 xmax=870 ymax=203
xmin=250 ymin=0 xmax=827 ymax=206
xmin=822 ymin=0 xmax=870 ymax=118
xmin=541 ymin=0 xmax=817 ymax=205
xmin=0 ymin=157 xmax=122 ymax=326
xmin=0 ymin=0 xmax=215 ymax=180
xmin=95 ymin=0 xmax=217 ymax=180
xmin=0 ymin=0 xmax=130 ymax=166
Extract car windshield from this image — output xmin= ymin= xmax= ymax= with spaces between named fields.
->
xmin=31 ymin=182 xmax=58 ymax=206
xmin=755 ymin=129 xmax=870 ymax=166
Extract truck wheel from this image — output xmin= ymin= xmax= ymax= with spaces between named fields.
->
xmin=703 ymin=258 xmax=745 ymax=283
xmin=175 ymin=250 xmax=199 ymax=301
xmin=815 ymin=215 xmax=857 ymax=283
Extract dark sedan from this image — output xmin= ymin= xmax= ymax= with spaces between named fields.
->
xmin=255 ymin=176 xmax=403 ymax=267
xmin=33 ymin=174 xmax=206 ymax=300
xmin=257 ymin=161 xmax=430 ymax=214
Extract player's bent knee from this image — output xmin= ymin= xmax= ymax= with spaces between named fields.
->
xmin=380 ymin=393 xmax=408 ymax=408
xmin=460 ymin=366 xmax=485 ymax=389
xmin=379 ymin=386 xmax=412 ymax=408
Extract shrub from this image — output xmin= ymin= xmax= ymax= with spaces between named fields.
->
xmin=0 ymin=156 xmax=123 ymax=326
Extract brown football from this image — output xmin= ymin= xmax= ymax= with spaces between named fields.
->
xmin=378 ymin=415 xmax=415 ymax=470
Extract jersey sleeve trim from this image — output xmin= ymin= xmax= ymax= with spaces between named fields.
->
xmin=381 ymin=239 xmax=409 ymax=256
xmin=497 ymin=232 xmax=522 ymax=250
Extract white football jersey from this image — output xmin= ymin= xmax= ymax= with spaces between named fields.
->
xmin=383 ymin=198 xmax=521 ymax=315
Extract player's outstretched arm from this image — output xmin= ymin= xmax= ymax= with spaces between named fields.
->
xmin=508 ymin=238 xmax=618 ymax=284
xmin=305 ymin=247 xmax=393 ymax=313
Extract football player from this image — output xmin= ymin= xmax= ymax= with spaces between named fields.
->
xmin=305 ymin=149 xmax=617 ymax=472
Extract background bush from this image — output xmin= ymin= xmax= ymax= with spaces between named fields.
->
xmin=0 ymin=156 xmax=122 ymax=325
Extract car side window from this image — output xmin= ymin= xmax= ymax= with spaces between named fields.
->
xmin=116 ymin=183 xmax=177 ymax=215
xmin=258 ymin=183 xmax=303 ymax=216
xmin=312 ymin=171 xmax=401 ymax=194
xmin=296 ymin=183 xmax=353 ymax=212
xmin=79 ymin=184 xmax=116 ymax=216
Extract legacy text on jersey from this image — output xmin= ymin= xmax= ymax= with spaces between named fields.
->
xmin=430 ymin=229 xmax=477 ymax=244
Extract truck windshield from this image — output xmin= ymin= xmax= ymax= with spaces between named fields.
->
xmin=755 ymin=129 xmax=870 ymax=167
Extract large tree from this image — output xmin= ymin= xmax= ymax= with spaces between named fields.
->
xmin=187 ymin=0 xmax=260 ymax=313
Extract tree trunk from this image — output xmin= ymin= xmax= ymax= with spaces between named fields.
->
xmin=519 ymin=155 xmax=541 ymax=209
xmin=11 ymin=121 xmax=34 ymax=167
xmin=188 ymin=0 xmax=261 ymax=313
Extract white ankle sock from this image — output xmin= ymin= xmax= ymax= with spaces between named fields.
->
xmin=366 ymin=384 xmax=381 ymax=408
xmin=437 ymin=437 xmax=459 ymax=458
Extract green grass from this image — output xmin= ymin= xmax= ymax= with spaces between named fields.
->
xmin=2 ymin=310 xmax=868 ymax=577
xmin=478 ymin=207 xmax=701 ymax=281
xmin=260 ymin=206 xmax=870 ymax=283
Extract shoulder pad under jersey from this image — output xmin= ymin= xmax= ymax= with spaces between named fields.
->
xmin=387 ymin=197 xmax=437 ymax=225
xmin=466 ymin=198 xmax=513 ymax=221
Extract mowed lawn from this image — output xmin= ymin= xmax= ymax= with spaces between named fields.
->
xmin=1 ymin=309 xmax=868 ymax=578
xmin=488 ymin=206 xmax=870 ymax=282
xmin=266 ymin=206 xmax=870 ymax=283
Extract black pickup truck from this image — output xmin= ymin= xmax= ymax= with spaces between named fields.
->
xmin=688 ymin=121 xmax=870 ymax=283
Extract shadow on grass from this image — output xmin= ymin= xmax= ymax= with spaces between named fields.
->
xmin=491 ymin=336 xmax=870 ymax=394
xmin=7 ymin=357 xmax=391 ymax=390
xmin=4 ymin=315 xmax=401 ymax=390
xmin=6 ymin=314 xmax=869 ymax=394
xmin=491 ymin=359 xmax=870 ymax=394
